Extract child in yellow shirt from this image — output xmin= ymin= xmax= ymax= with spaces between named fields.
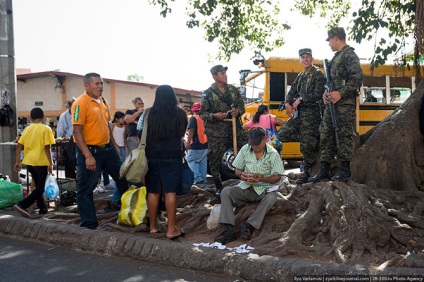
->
xmin=13 ymin=107 xmax=55 ymax=218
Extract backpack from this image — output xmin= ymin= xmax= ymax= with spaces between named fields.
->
xmin=0 ymin=104 xmax=14 ymax=126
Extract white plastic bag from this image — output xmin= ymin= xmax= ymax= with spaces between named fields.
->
xmin=207 ymin=204 xmax=221 ymax=230
xmin=44 ymin=173 xmax=59 ymax=200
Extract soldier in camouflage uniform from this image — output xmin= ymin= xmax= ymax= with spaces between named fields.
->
xmin=278 ymin=48 xmax=326 ymax=184
xmin=309 ymin=27 xmax=363 ymax=183
xmin=200 ymin=65 xmax=248 ymax=197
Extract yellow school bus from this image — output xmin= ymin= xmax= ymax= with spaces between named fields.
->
xmin=240 ymin=55 xmax=419 ymax=161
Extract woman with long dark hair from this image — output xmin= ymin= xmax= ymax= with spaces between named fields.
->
xmin=243 ymin=104 xmax=285 ymax=154
xmin=142 ymin=85 xmax=187 ymax=239
xmin=243 ymin=104 xmax=285 ymax=136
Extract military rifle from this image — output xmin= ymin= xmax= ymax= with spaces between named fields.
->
xmin=323 ymin=59 xmax=340 ymax=149
xmin=278 ymin=98 xmax=299 ymax=119
xmin=278 ymin=98 xmax=296 ymax=112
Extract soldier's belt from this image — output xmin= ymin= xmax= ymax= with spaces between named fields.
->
xmin=299 ymin=102 xmax=319 ymax=108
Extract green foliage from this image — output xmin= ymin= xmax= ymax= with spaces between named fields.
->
xmin=149 ymin=0 xmax=289 ymax=61
xmin=127 ymin=74 xmax=144 ymax=82
xmin=293 ymin=0 xmax=351 ymax=28
xmin=149 ymin=0 xmax=418 ymax=67
xmin=351 ymin=0 xmax=415 ymax=68
xmin=149 ymin=0 xmax=174 ymax=17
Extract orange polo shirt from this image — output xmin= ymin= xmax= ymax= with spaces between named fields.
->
xmin=71 ymin=92 xmax=111 ymax=146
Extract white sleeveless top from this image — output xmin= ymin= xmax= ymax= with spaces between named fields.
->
xmin=112 ymin=125 xmax=126 ymax=147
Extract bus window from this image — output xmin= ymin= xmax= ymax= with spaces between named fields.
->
xmin=364 ymin=89 xmax=378 ymax=103
xmin=243 ymin=72 xmax=265 ymax=103
xmin=390 ymin=88 xmax=411 ymax=104
xmin=362 ymin=88 xmax=386 ymax=104
xmin=269 ymin=72 xmax=286 ymax=102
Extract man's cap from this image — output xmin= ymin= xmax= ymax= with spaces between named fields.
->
xmin=191 ymin=102 xmax=201 ymax=111
xmin=210 ymin=65 xmax=228 ymax=75
xmin=299 ymin=48 xmax=312 ymax=56
xmin=326 ymin=27 xmax=346 ymax=41
xmin=249 ymin=126 xmax=266 ymax=146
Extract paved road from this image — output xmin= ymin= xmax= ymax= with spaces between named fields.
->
xmin=0 ymin=235 xmax=242 ymax=282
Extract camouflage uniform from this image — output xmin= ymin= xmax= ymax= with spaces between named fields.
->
xmin=200 ymin=83 xmax=248 ymax=181
xmin=278 ymin=65 xmax=326 ymax=167
xmin=320 ymin=45 xmax=363 ymax=163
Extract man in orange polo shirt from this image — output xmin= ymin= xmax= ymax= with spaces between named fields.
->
xmin=72 ymin=73 xmax=128 ymax=229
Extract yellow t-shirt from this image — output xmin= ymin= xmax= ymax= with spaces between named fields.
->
xmin=71 ymin=92 xmax=111 ymax=145
xmin=19 ymin=123 xmax=55 ymax=166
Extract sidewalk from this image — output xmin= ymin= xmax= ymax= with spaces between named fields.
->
xmin=1 ymin=194 xmax=423 ymax=281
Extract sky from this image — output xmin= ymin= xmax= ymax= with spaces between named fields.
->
xmin=11 ymin=0 xmax=400 ymax=93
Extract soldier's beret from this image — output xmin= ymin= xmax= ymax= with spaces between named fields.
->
xmin=210 ymin=65 xmax=228 ymax=75
xmin=326 ymin=27 xmax=346 ymax=41
xmin=299 ymin=48 xmax=312 ymax=56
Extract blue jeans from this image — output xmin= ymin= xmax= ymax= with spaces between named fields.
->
xmin=118 ymin=146 xmax=126 ymax=162
xmin=76 ymin=144 xmax=128 ymax=229
xmin=109 ymin=146 xmax=126 ymax=204
xmin=186 ymin=149 xmax=208 ymax=184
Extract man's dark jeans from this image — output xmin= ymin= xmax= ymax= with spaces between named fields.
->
xmin=76 ymin=144 xmax=128 ymax=229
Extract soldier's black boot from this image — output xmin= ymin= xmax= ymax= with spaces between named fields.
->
xmin=296 ymin=166 xmax=310 ymax=184
xmin=214 ymin=178 xmax=223 ymax=197
xmin=331 ymin=161 xmax=351 ymax=182
xmin=307 ymin=162 xmax=331 ymax=183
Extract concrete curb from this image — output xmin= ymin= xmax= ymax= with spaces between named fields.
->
xmin=1 ymin=214 xmax=423 ymax=281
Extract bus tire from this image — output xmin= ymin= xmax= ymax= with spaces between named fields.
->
xmin=220 ymin=148 xmax=237 ymax=180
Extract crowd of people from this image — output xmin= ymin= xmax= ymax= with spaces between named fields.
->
xmin=12 ymin=27 xmax=363 ymax=244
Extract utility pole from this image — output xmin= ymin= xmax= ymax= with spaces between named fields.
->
xmin=0 ymin=0 xmax=18 ymax=182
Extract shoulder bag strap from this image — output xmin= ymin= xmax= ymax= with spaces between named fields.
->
xmin=138 ymin=110 xmax=149 ymax=150
xmin=211 ymin=89 xmax=233 ymax=108
xmin=269 ymin=114 xmax=275 ymax=130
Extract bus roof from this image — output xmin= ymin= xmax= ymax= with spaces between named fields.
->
xmin=265 ymin=57 xmax=421 ymax=77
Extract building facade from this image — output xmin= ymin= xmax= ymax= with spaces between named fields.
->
xmin=16 ymin=71 xmax=202 ymax=135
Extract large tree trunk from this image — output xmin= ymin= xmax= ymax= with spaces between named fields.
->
xmin=352 ymin=81 xmax=424 ymax=192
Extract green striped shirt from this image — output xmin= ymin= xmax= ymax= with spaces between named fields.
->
xmin=233 ymin=143 xmax=285 ymax=195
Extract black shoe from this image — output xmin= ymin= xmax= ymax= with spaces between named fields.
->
xmin=240 ymin=222 xmax=254 ymax=240
xmin=13 ymin=203 xmax=31 ymax=218
xmin=214 ymin=179 xmax=223 ymax=197
xmin=295 ymin=172 xmax=310 ymax=184
xmin=331 ymin=161 xmax=351 ymax=182
xmin=38 ymin=202 xmax=48 ymax=215
xmin=215 ymin=189 xmax=222 ymax=197
xmin=104 ymin=202 xmax=120 ymax=213
xmin=308 ymin=162 xmax=331 ymax=183
xmin=39 ymin=208 xmax=48 ymax=215
xmin=215 ymin=229 xmax=237 ymax=244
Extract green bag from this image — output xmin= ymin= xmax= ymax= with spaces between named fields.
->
xmin=0 ymin=179 xmax=23 ymax=209
xmin=117 ymin=185 xmax=148 ymax=226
